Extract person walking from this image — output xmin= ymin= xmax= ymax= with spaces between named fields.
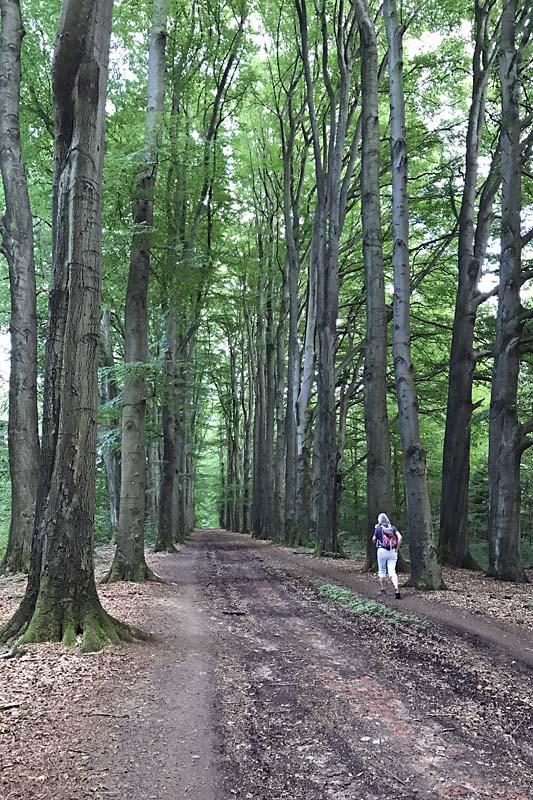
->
xmin=372 ymin=512 xmax=403 ymax=599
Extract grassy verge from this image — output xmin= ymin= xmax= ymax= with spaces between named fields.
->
xmin=319 ymin=583 xmax=423 ymax=625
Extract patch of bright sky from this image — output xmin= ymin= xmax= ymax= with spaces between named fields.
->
xmin=248 ymin=11 xmax=271 ymax=62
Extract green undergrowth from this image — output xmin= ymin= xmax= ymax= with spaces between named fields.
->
xmin=319 ymin=583 xmax=423 ymax=625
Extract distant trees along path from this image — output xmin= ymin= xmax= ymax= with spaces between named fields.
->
xmin=0 ymin=0 xmax=532 ymax=650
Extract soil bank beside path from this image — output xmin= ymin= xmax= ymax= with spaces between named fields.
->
xmin=225 ymin=529 xmax=533 ymax=670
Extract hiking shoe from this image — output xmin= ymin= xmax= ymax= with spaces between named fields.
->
xmin=395 ymin=590 xmax=402 ymax=600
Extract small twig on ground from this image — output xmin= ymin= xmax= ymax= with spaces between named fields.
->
xmin=0 ymin=702 xmax=22 ymax=711
xmin=84 ymin=712 xmax=130 ymax=719
xmin=511 ymin=715 xmax=529 ymax=736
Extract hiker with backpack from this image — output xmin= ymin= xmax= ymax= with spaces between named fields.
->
xmin=372 ymin=512 xmax=403 ymax=599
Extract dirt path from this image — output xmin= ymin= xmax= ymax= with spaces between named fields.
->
xmin=1 ymin=529 xmax=532 ymax=800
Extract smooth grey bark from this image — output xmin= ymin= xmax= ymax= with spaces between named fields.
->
xmin=99 ymin=308 xmax=120 ymax=536
xmin=384 ymin=0 xmax=442 ymax=589
xmin=264 ymin=257 xmax=276 ymax=538
xmin=273 ymin=262 xmax=288 ymax=540
xmin=439 ymin=0 xmax=498 ymax=569
xmin=294 ymin=217 xmax=317 ymax=546
xmin=156 ymin=311 xmax=177 ymax=551
xmin=107 ymin=0 xmax=168 ymax=582
xmin=488 ymin=0 xmax=527 ymax=583
xmin=355 ymin=0 xmax=392 ymax=567
xmin=251 ymin=232 xmax=267 ymax=538
xmin=1 ymin=0 xmax=140 ymax=650
xmin=295 ymin=0 xmax=361 ymax=554
xmin=0 ymin=0 xmax=40 ymax=575
xmin=241 ymin=324 xmax=253 ymax=533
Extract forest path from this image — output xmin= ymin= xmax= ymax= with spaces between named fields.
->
xmin=2 ymin=529 xmax=533 ymax=800
xmin=198 ymin=529 xmax=532 ymax=800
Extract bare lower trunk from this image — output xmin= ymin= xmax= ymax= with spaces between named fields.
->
xmin=357 ymin=2 xmax=392 ymax=564
xmin=156 ymin=311 xmax=177 ymax=551
xmin=294 ymin=210 xmax=318 ymax=546
xmin=384 ymin=0 xmax=442 ymax=589
xmin=1 ymin=0 xmax=141 ymax=651
xmin=100 ymin=308 xmax=120 ymax=536
xmin=107 ymin=0 xmax=168 ymax=582
xmin=0 ymin=0 xmax=40 ymax=575
xmin=440 ymin=0 xmax=497 ymax=568
xmin=488 ymin=0 xmax=526 ymax=583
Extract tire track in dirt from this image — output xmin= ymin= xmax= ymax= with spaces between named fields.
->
xmin=199 ymin=531 xmax=532 ymax=800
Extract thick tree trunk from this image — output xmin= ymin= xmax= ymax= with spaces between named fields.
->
xmin=0 ymin=0 xmax=40 ymax=575
xmin=440 ymin=0 xmax=495 ymax=569
xmin=99 ymin=308 xmax=120 ymax=536
xmin=384 ymin=0 xmax=442 ymax=589
xmin=107 ymin=0 xmax=168 ymax=581
xmin=1 ymin=0 xmax=141 ymax=651
xmin=488 ymin=0 xmax=526 ymax=583
xmin=357 ymin=2 xmax=392 ymax=567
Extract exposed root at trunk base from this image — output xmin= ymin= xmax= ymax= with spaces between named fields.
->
xmin=153 ymin=543 xmax=178 ymax=554
xmin=487 ymin=567 xmax=529 ymax=584
xmin=19 ymin=599 xmax=149 ymax=654
xmin=461 ymin=550 xmax=483 ymax=572
xmin=102 ymin=558 xmax=164 ymax=584
xmin=2 ymin=593 xmax=149 ymax=654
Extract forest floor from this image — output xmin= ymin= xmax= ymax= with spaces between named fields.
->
xmin=1 ymin=529 xmax=532 ymax=800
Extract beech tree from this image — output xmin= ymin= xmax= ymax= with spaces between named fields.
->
xmin=0 ymin=0 xmax=40 ymax=575
xmin=106 ymin=0 xmax=169 ymax=582
xmin=384 ymin=0 xmax=442 ymax=589
xmin=488 ymin=0 xmax=531 ymax=582
xmin=354 ymin=0 xmax=392 ymax=566
xmin=0 ymin=0 xmax=138 ymax=650
xmin=440 ymin=0 xmax=501 ymax=569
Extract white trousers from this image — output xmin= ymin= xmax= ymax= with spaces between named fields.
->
xmin=377 ymin=547 xmax=398 ymax=579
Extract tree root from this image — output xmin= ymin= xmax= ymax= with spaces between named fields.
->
xmin=102 ymin=558 xmax=164 ymax=584
xmin=18 ymin=598 xmax=149 ymax=654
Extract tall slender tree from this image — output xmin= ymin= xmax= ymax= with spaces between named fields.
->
xmin=488 ymin=0 xmax=530 ymax=582
xmin=0 ymin=0 xmax=40 ymax=575
xmin=106 ymin=0 xmax=169 ymax=582
xmin=439 ymin=0 xmax=500 ymax=569
xmin=355 ymin=0 xmax=392 ymax=566
xmin=384 ymin=0 xmax=442 ymax=589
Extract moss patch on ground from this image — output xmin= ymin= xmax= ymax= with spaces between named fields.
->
xmin=319 ymin=582 xmax=423 ymax=625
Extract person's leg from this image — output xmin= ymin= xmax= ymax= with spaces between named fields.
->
xmin=377 ymin=549 xmax=388 ymax=592
xmin=386 ymin=552 xmax=401 ymax=597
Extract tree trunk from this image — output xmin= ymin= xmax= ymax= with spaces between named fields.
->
xmin=107 ymin=0 xmax=168 ymax=582
xmin=439 ymin=0 xmax=496 ymax=569
xmin=357 ymin=1 xmax=392 ymax=567
xmin=264 ymin=262 xmax=276 ymax=539
xmin=156 ymin=311 xmax=177 ymax=551
xmin=99 ymin=308 xmax=120 ymax=537
xmin=273 ymin=264 xmax=288 ymax=541
xmin=0 ymin=0 xmax=40 ymax=575
xmin=294 ymin=212 xmax=318 ymax=546
xmin=384 ymin=0 xmax=442 ymax=589
xmin=1 ymin=0 xmax=140 ymax=651
xmin=488 ymin=0 xmax=526 ymax=583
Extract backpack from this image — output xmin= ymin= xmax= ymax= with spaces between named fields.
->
xmin=379 ymin=524 xmax=398 ymax=549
